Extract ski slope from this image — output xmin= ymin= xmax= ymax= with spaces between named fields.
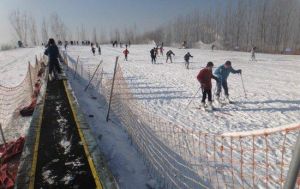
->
xmin=66 ymin=45 xmax=300 ymax=134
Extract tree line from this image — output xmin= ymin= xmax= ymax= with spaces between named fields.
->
xmin=139 ymin=0 xmax=300 ymax=53
xmin=9 ymin=0 xmax=300 ymax=53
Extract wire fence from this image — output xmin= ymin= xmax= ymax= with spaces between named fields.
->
xmin=0 ymin=55 xmax=46 ymax=143
xmin=65 ymin=54 xmax=300 ymax=189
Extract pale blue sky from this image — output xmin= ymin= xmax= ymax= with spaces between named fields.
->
xmin=0 ymin=0 xmax=215 ymax=44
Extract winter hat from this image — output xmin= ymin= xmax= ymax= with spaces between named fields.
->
xmin=206 ymin=62 xmax=214 ymax=67
xmin=225 ymin=61 xmax=231 ymax=66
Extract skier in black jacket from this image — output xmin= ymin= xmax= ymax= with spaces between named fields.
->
xmin=150 ymin=48 xmax=157 ymax=64
xmin=184 ymin=52 xmax=193 ymax=69
xmin=166 ymin=50 xmax=175 ymax=63
xmin=44 ymin=38 xmax=62 ymax=80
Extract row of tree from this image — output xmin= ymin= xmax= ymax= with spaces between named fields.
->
xmin=10 ymin=0 xmax=300 ymax=53
xmin=139 ymin=0 xmax=300 ymax=53
xmin=9 ymin=10 xmax=140 ymax=46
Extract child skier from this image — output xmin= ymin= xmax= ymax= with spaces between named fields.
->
xmin=150 ymin=47 xmax=157 ymax=64
xmin=214 ymin=61 xmax=242 ymax=103
xmin=166 ymin=50 xmax=175 ymax=63
xmin=123 ymin=48 xmax=129 ymax=61
xmin=197 ymin=62 xmax=218 ymax=110
xmin=160 ymin=46 xmax=164 ymax=56
xmin=184 ymin=52 xmax=193 ymax=69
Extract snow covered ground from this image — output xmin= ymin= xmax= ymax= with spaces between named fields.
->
xmin=0 ymin=47 xmax=43 ymax=86
xmin=64 ymin=45 xmax=300 ymax=188
xmin=66 ymin=44 xmax=300 ymax=134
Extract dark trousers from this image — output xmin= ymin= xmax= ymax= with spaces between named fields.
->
xmin=202 ymin=89 xmax=212 ymax=103
xmin=151 ymin=56 xmax=156 ymax=64
xmin=125 ymin=55 xmax=128 ymax=61
xmin=216 ymin=80 xmax=229 ymax=96
xmin=166 ymin=56 xmax=172 ymax=63
xmin=49 ymin=60 xmax=62 ymax=76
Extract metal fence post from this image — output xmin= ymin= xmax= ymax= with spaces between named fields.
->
xmin=106 ymin=57 xmax=119 ymax=122
xmin=284 ymin=131 xmax=300 ymax=189
xmin=84 ymin=60 xmax=103 ymax=91
xmin=73 ymin=56 xmax=79 ymax=79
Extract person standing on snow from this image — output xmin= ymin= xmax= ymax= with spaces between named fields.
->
xmin=150 ymin=47 xmax=157 ymax=64
xmin=251 ymin=47 xmax=256 ymax=61
xmin=184 ymin=52 xmax=193 ymax=69
xmin=197 ymin=62 xmax=218 ymax=109
xmin=91 ymin=44 xmax=96 ymax=56
xmin=166 ymin=50 xmax=175 ymax=63
xmin=160 ymin=46 xmax=164 ymax=56
xmin=214 ymin=61 xmax=242 ymax=102
xmin=44 ymin=38 xmax=62 ymax=80
xmin=98 ymin=46 xmax=101 ymax=55
xmin=123 ymin=48 xmax=129 ymax=61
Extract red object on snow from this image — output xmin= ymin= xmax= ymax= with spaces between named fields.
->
xmin=0 ymin=137 xmax=25 ymax=189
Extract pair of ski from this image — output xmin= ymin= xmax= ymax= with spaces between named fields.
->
xmin=196 ymin=99 xmax=235 ymax=112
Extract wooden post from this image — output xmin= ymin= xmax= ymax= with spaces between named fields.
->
xmin=84 ymin=60 xmax=103 ymax=91
xmin=106 ymin=57 xmax=119 ymax=122
xmin=28 ymin=62 xmax=34 ymax=95
xmin=0 ymin=123 xmax=7 ymax=149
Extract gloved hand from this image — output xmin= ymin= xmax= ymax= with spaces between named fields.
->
xmin=237 ymin=69 xmax=242 ymax=74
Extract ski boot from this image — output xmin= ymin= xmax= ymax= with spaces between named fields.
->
xmin=206 ymin=101 xmax=214 ymax=111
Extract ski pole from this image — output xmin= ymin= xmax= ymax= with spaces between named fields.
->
xmin=240 ymin=74 xmax=247 ymax=98
xmin=185 ymin=86 xmax=201 ymax=109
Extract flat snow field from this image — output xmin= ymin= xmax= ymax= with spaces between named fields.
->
xmin=66 ymin=45 xmax=300 ymax=134
xmin=0 ymin=47 xmax=44 ymax=86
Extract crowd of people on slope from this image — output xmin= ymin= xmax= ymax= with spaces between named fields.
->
xmin=43 ymin=38 xmax=250 ymax=112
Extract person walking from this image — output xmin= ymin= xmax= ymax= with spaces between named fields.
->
xmin=44 ymin=38 xmax=62 ymax=80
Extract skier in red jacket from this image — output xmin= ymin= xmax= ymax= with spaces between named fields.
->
xmin=123 ymin=48 xmax=129 ymax=61
xmin=197 ymin=62 xmax=218 ymax=109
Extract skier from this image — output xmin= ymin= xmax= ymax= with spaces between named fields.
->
xmin=44 ymin=38 xmax=62 ymax=80
xmin=123 ymin=48 xmax=129 ymax=61
xmin=91 ymin=44 xmax=96 ymax=55
xmin=197 ymin=62 xmax=218 ymax=110
xmin=166 ymin=50 xmax=175 ymax=63
xmin=98 ymin=46 xmax=101 ymax=55
xmin=251 ymin=47 xmax=256 ymax=61
xmin=184 ymin=52 xmax=193 ymax=69
xmin=160 ymin=46 xmax=164 ymax=56
xmin=150 ymin=47 xmax=157 ymax=64
xmin=214 ymin=61 xmax=242 ymax=103
xmin=211 ymin=44 xmax=215 ymax=51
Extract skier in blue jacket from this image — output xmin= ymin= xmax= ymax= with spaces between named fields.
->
xmin=214 ymin=61 xmax=241 ymax=102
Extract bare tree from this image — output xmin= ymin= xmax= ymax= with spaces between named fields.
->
xmin=41 ymin=18 xmax=49 ymax=44
xmin=29 ymin=15 xmax=38 ymax=46
xmin=9 ymin=10 xmax=29 ymax=45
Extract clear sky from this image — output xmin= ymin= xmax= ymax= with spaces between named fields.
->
xmin=0 ymin=0 xmax=214 ymax=45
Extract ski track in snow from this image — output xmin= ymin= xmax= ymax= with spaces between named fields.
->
xmin=66 ymin=45 xmax=300 ymax=133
